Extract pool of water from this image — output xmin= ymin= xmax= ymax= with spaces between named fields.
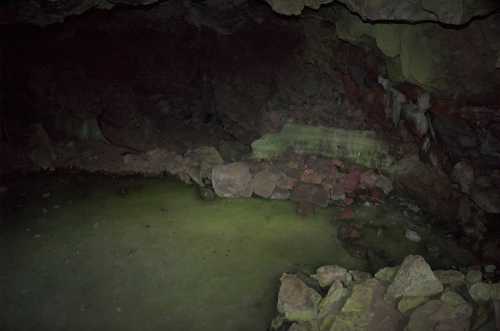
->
xmin=0 ymin=174 xmax=474 ymax=331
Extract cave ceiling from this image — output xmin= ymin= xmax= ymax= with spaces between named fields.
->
xmin=1 ymin=0 xmax=499 ymax=26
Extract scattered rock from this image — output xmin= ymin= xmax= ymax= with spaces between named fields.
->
xmin=469 ymin=282 xmax=491 ymax=302
xmin=330 ymin=279 xmax=404 ymax=331
xmin=375 ymin=266 xmax=398 ymax=283
xmin=434 ymin=270 xmax=465 ymax=288
xmin=212 ymin=162 xmax=253 ymax=198
xmin=386 ymin=255 xmax=443 ymax=299
xmin=252 ymin=169 xmax=281 ymax=198
xmin=291 ymin=183 xmax=329 ymax=208
xmin=405 ymin=229 xmax=421 ymax=243
xmin=398 ymin=296 xmax=429 ymax=314
xmin=406 ymin=299 xmax=473 ymax=331
xmin=466 ymin=270 xmax=483 ymax=284
xmin=184 ymin=146 xmax=224 ymax=186
xmin=277 ymin=273 xmax=321 ymax=322
xmin=441 ymin=290 xmax=467 ymax=307
xmin=451 ymin=161 xmax=474 ymax=194
xmin=318 ymin=281 xmax=350 ymax=330
xmin=349 ymin=270 xmax=372 ymax=283
xmin=312 ymin=265 xmax=351 ymax=288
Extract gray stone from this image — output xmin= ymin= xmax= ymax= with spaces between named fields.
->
xmin=406 ymin=299 xmax=473 ymax=331
xmin=330 ymin=279 xmax=404 ymax=331
xmin=466 ymin=270 xmax=483 ymax=284
xmin=441 ymin=290 xmax=467 ymax=307
xmin=184 ymin=146 xmax=224 ymax=186
xmin=386 ymin=255 xmax=443 ymax=299
xmin=312 ymin=265 xmax=351 ymax=288
xmin=434 ymin=270 xmax=465 ymax=288
xmin=212 ymin=162 xmax=253 ymax=198
xmin=398 ymin=296 xmax=429 ymax=314
xmin=405 ymin=229 xmax=422 ymax=243
xmin=277 ymin=273 xmax=321 ymax=322
xmin=469 ymin=282 xmax=491 ymax=302
xmin=349 ymin=270 xmax=372 ymax=283
xmin=252 ymin=169 xmax=281 ymax=198
xmin=375 ymin=266 xmax=398 ymax=283
xmin=318 ymin=281 xmax=350 ymax=331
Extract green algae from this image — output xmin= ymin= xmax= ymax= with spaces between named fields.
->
xmin=251 ymin=124 xmax=394 ymax=170
xmin=0 ymin=174 xmax=363 ymax=331
xmin=0 ymin=174 xmax=475 ymax=331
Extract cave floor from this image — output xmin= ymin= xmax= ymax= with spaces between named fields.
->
xmin=0 ymin=174 xmax=475 ymax=331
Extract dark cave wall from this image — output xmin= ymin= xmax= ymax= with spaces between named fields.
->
xmin=3 ymin=3 xmax=391 ymax=150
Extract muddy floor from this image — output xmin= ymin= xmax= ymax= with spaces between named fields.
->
xmin=0 ymin=174 xmax=476 ymax=331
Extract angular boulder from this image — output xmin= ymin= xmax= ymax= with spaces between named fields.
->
xmin=406 ymin=299 xmax=473 ymax=331
xmin=330 ymin=279 xmax=404 ymax=331
xmin=312 ymin=265 xmax=351 ymax=288
xmin=386 ymin=255 xmax=443 ymax=299
xmin=251 ymin=169 xmax=281 ymax=198
xmin=212 ymin=162 xmax=253 ymax=198
xmin=277 ymin=273 xmax=322 ymax=322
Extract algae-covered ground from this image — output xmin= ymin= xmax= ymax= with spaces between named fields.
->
xmin=0 ymin=174 xmax=472 ymax=331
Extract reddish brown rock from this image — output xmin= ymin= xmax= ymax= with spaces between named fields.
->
xmin=291 ymin=183 xmax=330 ymax=208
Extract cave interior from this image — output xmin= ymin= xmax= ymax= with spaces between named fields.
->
xmin=1 ymin=0 xmax=500 ymax=330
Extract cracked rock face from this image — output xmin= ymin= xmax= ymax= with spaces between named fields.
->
xmin=3 ymin=0 xmax=500 ymax=26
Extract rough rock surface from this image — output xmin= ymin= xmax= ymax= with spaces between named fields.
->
xmin=277 ymin=273 xmax=322 ymax=322
xmin=251 ymin=169 xmax=281 ymax=198
xmin=270 ymin=256 xmax=498 ymax=331
xmin=291 ymin=182 xmax=330 ymax=208
xmin=330 ymin=278 xmax=404 ymax=331
xmin=405 ymin=299 xmax=473 ymax=331
xmin=386 ymin=255 xmax=443 ymax=299
xmin=6 ymin=0 xmax=498 ymax=26
xmin=312 ymin=265 xmax=350 ymax=288
xmin=212 ymin=162 xmax=253 ymax=198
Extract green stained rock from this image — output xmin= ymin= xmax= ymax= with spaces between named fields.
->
xmin=491 ymin=283 xmax=500 ymax=300
xmin=277 ymin=273 xmax=322 ymax=322
xmin=330 ymin=279 xmax=404 ymax=331
xmin=251 ymin=124 xmax=394 ymax=171
xmin=466 ymin=270 xmax=483 ymax=284
xmin=434 ymin=270 xmax=465 ymax=288
xmin=397 ymin=296 xmax=429 ymax=314
xmin=318 ymin=281 xmax=350 ymax=331
xmin=440 ymin=290 xmax=467 ymax=307
xmin=468 ymin=282 xmax=491 ymax=302
xmin=386 ymin=255 xmax=443 ymax=299
xmin=406 ymin=299 xmax=473 ymax=331
xmin=374 ymin=266 xmax=398 ymax=283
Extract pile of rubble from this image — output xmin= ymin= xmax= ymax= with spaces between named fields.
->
xmin=271 ymin=255 xmax=500 ymax=331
